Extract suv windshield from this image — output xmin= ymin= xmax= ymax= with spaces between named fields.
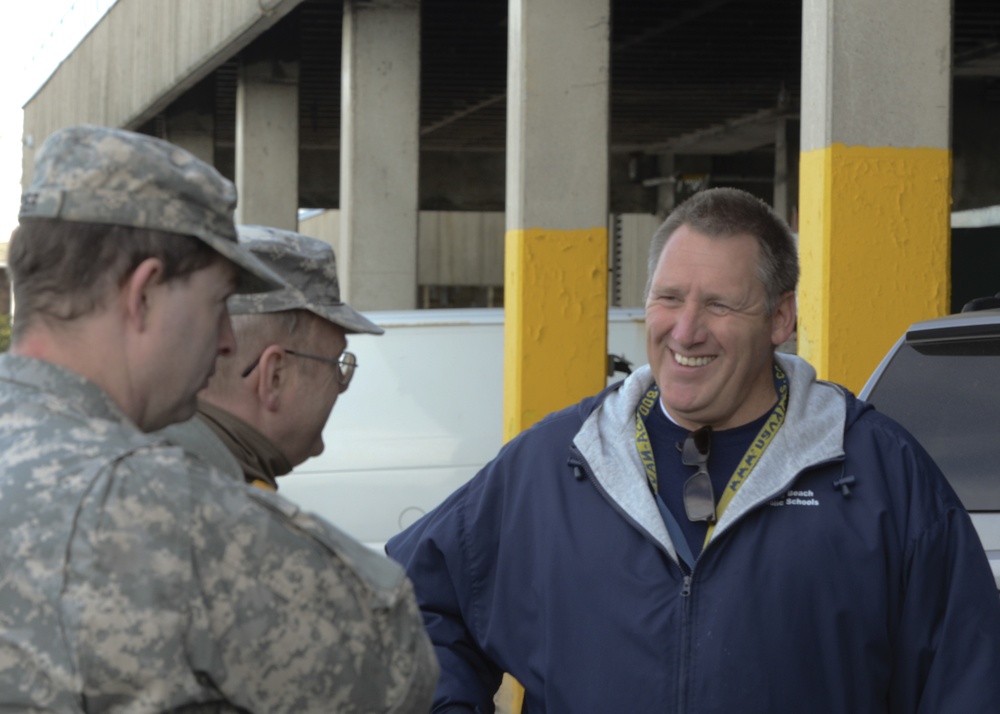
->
xmin=864 ymin=336 xmax=1000 ymax=512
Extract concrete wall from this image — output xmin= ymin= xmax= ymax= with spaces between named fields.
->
xmin=612 ymin=213 xmax=661 ymax=308
xmin=302 ymin=208 xmax=507 ymax=288
xmin=418 ymin=211 xmax=505 ymax=287
xmin=298 ymin=208 xmax=342 ymax=257
xmin=301 ymin=207 xmax=658 ymax=310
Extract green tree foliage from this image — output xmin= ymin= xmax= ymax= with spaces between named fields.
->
xmin=0 ymin=314 xmax=11 ymax=352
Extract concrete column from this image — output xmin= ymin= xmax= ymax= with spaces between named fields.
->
xmin=165 ymin=78 xmax=216 ymax=166
xmin=167 ymin=115 xmax=215 ymax=167
xmin=799 ymin=0 xmax=951 ymax=392
xmin=656 ymin=153 xmax=676 ymax=219
xmin=235 ymin=54 xmax=300 ymax=230
xmin=773 ymin=118 xmax=801 ymax=230
xmin=773 ymin=118 xmax=790 ymax=226
xmin=504 ymin=0 xmax=611 ymax=440
xmin=340 ymin=0 xmax=420 ymax=310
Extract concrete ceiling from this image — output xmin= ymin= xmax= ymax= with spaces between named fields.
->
xmin=196 ymin=0 xmax=1000 ymax=158
xmin=133 ymin=0 xmax=1000 ymax=212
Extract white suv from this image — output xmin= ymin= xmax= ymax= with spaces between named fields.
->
xmin=860 ymin=305 xmax=1000 ymax=590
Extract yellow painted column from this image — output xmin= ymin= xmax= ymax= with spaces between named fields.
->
xmin=499 ymin=0 xmax=610 ymax=710
xmin=799 ymin=0 xmax=952 ymax=393
xmin=504 ymin=0 xmax=611 ymax=437
xmin=798 ymin=145 xmax=950 ymax=389
xmin=503 ymin=227 xmax=609 ymax=440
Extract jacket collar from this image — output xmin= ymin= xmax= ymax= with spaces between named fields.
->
xmin=0 ymin=352 xmax=134 ymax=426
xmin=573 ymin=354 xmax=847 ymax=556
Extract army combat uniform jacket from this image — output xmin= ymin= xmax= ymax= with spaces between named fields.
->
xmin=0 ymin=354 xmax=438 ymax=713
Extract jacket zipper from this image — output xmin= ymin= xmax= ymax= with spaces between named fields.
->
xmin=677 ymin=574 xmax=694 ymax=713
xmin=572 ymin=442 xmax=846 ymax=713
xmin=569 ymin=446 xmax=695 ymax=713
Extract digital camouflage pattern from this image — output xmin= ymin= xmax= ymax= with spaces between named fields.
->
xmin=0 ymin=353 xmax=438 ymax=712
xmin=228 ymin=225 xmax=384 ymax=335
xmin=18 ymin=125 xmax=281 ymax=294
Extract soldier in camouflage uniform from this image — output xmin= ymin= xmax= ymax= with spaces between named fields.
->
xmin=0 ymin=125 xmax=438 ymax=712
xmin=162 ymin=226 xmax=384 ymax=491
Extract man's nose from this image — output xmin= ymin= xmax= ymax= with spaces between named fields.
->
xmin=672 ymin=302 xmax=705 ymax=345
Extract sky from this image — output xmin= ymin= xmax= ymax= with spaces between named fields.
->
xmin=0 ymin=0 xmax=117 ymax=244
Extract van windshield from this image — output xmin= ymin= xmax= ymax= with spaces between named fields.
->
xmin=864 ymin=336 xmax=1000 ymax=512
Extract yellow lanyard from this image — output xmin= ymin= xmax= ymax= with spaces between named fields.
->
xmin=635 ymin=362 xmax=789 ymax=549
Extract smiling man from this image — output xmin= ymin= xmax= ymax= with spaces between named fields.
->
xmin=0 ymin=125 xmax=436 ymax=712
xmin=386 ymin=187 xmax=1000 ymax=712
xmin=645 ymin=222 xmax=795 ymax=431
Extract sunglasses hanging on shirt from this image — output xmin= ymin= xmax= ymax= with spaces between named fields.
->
xmin=681 ymin=426 xmax=715 ymax=523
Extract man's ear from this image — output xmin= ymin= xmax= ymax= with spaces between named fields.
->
xmin=770 ymin=290 xmax=797 ymax=347
xmin=122 ymin=258 xmax=164 ymax=331
xmin=254 ymin=345 xmax=288 ymax=413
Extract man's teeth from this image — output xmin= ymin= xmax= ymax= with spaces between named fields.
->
xmin=674 ymin=353 xmax=714 ymax=367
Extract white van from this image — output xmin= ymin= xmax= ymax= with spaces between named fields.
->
xmin=280 ymin=307 xmax=648 ymax=549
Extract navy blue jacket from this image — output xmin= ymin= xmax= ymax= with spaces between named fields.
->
xmin=387 ymin=355 xmax=1000 ymax=713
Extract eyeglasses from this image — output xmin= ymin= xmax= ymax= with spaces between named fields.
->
xmin=240 ymin=348 xmax=358 ymax=387
xmin=681 ymin=426 xmax=715 ymax=523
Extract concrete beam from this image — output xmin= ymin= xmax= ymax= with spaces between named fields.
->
xmin=22 ymin=0 xmax=303 ymax=184
xmin=642 ymin=107 xmax=791 ymax=156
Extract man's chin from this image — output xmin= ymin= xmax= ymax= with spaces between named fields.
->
xmin=659 ymin=395 xmax=710 ymax=430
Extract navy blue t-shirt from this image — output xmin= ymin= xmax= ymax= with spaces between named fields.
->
xmin=643 ymin=400 xmax=772 ymax=562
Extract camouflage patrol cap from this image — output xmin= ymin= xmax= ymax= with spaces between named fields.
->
xmin=228 ymin=225 xmax=384 ymax=335
xmin=18 ymin=124 xmax=282 ymax=294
